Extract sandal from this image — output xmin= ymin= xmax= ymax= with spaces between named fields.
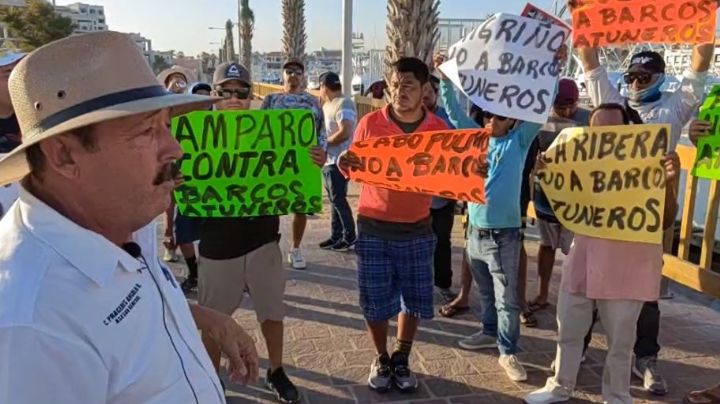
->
xmin=520 ymin=311 xmax=538 ymax=328
xmin=438 ymin=303 xmax=470 ymax=318
xmin=684 ymin=383 xmax=720 ymax=404
xmin=528 ymin=300 xmax=550 ymax=313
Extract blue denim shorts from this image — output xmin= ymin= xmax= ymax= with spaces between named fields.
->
xmin=356 ymin=233 xmax=436 ymax=321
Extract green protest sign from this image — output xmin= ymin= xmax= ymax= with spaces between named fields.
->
xmin=172 ymin=109 xmax=322 ymax=217
xmin=692 ymin=85 xmax=720 ymax=180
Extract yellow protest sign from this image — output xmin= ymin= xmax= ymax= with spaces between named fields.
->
xmin=540 ymin=124 xmax=669 ymax=244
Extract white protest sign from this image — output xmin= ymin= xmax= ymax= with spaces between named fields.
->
xmin=439 ymin=13 xmax=569 ymax=124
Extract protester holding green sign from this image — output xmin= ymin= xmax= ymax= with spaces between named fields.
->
xmin=691 ymin=85 xmax=720 ymax=179
xmin=186 ymin=62 xmax=324 ymax=404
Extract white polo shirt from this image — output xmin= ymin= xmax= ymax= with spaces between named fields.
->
xmin=0 ymin=187 xmax=225 ymax=404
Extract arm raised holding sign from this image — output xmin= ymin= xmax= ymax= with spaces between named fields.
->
xmin=570 ymin=0 xmax=718 ymax=148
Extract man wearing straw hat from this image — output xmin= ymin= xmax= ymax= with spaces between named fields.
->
xmin=0 ymin=32 xmax=258 ymax=403
xmin=0 ymin=49 xmax=25 ymax=219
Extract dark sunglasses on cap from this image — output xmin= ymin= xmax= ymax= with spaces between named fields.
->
xmin=623 ymin=72 xmax=654 ymax=85
xmin=484 ymin=112 xmax=508 ymax=121
xmin=216 ymin=87 xmax=251 ymax=100
xmin=284 ymin=68 xmax=303 ymax=76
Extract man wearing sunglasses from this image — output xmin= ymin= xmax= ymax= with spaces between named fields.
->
xmin=571 ymin=0 xmax=718 ymax=396
xmin=262 ymin=60 xmax=326 ymax=270
xmin=195 ymin=62 xmax=303 ymax=404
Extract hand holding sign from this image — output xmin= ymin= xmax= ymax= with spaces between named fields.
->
xmin=347 ymin=129 xmax=490 ymax=203
xmin=571 ymin=0 xmax=717 ymax=48
xmin=439 ymin=13 xmax=569 ymax=124
xmin=664 ymin=151 xmax=680 ymax=183
xmin=689 ymin=119 xmax=712 ymax=146
xmin=540 ymin=124 xmax=669 ymax=244
xmin=692 ymin=85 xmax=720 ymax=179
xmin=172 ymin=109 xmax=323 ymax=217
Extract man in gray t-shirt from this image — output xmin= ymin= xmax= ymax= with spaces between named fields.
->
xmin=318 ymin=72 xmax=357 ymax=251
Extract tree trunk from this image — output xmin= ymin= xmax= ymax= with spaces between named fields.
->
xmin=281 ymin=0 xmax=307 ymax=64
xmin=384 ymin=0 xmax=440 ymax=85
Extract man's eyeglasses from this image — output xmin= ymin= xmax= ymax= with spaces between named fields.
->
xmin=216 ymin=88 xmax=250 ymax=100
xmin=284 ymin=69 xmax=303 ymax=77
xmin=484 ymin=112 xmax=508 ymax=121
xmin=623 ymin=72 xmax=654 ymax=85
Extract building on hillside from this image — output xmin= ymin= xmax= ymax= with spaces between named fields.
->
xmin=128 ymin=33 xmax=153 ymax=66
xmin=437 ymin=18 xmax=485 ymax=53
xmin=55 ymin=2 xmax=107 ymax=33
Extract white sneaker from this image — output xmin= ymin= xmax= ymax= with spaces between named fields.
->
xmin=499 ymin=354 xmax=527 ymax=382
xmin=458 ymin=330 xmax=496 ymax=350
xmin=524 ymin=386 xmax=570 ymax=403
xmin=163 ymin=248 xmax=178 ymax=262
xmin=288 ymin=248 xmax=307 ymax=270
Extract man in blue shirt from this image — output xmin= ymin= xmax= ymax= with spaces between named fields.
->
xmin=438 ymin=49 xmax=566 ymax=383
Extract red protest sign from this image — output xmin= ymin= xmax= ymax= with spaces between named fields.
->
xmin=572 ymin=0 xmax=716 ymax=47
xmin=347 ymin=129 xmax=489 ymax=203
xmin=522 ymin=3 xmax=572 ymax=32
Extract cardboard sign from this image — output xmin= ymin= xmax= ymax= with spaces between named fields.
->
xmin=572 ymin=0 xmax=716 ymax=47
xmin=540 ymin=124 xmax=669 ymax=244
xmin=439 ymin=13 xmax=569 ymax=124
xmin=172 ymin=109 xmax=322 ymax=217
xmin=522 ymin=3 xmax=572 ymax=31
xmin=692 ymin=85 xmax=720 ymax=179
xmin=347 ymin=129 xmax=490 ymax=203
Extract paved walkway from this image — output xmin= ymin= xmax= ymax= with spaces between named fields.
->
xmin=163 ymin=184 xmax=720 ymax=404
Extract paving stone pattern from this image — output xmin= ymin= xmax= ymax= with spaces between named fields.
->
xmin=161 ymin=184 xmax=720 ymax=403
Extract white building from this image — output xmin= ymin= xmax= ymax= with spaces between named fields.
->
xmin=128 ymin=33 xmax=153 ymax=66
xmin=55 ymin=2 xmax=107 ymax=34
xmin=437 ymin=18 xmax=486 ymax=53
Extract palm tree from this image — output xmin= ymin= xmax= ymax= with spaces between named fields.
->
xmin=239 ymin=0 xmax=255 ymax=73
xmin=224 ymin=19 xmax=236 ymax=62
xmin=384 ymin=0 xmax=440 ymax=84
xmin=281 ymin=0 xmax=307 ymax=63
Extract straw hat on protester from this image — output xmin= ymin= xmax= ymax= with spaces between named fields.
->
xmin=157 ymin=65 xmax=197 ymax=87
xmin=0 ymin=31 xmax=219 ymax=186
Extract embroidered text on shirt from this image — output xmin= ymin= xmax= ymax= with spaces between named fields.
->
xmin=103 ymin=283 xmax=143 ymax=326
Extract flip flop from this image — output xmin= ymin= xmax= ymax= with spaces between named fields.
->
xmin=438 ymin=304 xmax=470 ymax=318
xmin=684 ymin=384 xmax=720 ymax=404
xmin=520 ymin=311 xmax=538 ymax=328
xmin=528 ymin=301 xmax=550 ymax=313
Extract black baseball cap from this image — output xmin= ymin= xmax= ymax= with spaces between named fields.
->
xmin=213 ymin=62 xmax=251 ymax=86
xmin=319 ymin=72 xmax=341 ymax=87
xmin=283 ymin=60 xmax=305 ymax=72
xmin=627 ymin=51 xmax=665 ymax=74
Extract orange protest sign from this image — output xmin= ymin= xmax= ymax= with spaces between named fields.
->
xmin=347 ymin=129 xmax=489 ymax=203
xmin=572 ymin=0 xmax=716 ymax=48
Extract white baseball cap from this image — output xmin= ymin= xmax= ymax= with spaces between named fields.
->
xmin=0 ymin=49 xmax=26 ymax=67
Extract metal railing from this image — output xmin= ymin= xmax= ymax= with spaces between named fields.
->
xmin=252 ymin=82 xmax=385 ymax=118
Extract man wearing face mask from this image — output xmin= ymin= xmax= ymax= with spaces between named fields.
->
xmin=572 ymin=0 xmax=718 ymax=395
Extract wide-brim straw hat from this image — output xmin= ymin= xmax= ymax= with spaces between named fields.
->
xmin=0 ymin=31 xmax=220 ymax=186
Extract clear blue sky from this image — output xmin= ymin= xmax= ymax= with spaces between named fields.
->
xmin=56 ymin=0 xmax=559 ymax=55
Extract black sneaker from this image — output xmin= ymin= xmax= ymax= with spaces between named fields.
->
xmin=390 ymin=352 xmax=417 ymax=393
xmin=367 ymin=353 xmax=392 ymax=393
xmin=319 ymin=238 xmax=339 ymax=249
xmin=266 ymin=367 xmax=301 ymax=404
xmin=330 ymin=239 xmax=355 ymax=252
xmin=181 ymin=277 xmax=197 ymax=294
